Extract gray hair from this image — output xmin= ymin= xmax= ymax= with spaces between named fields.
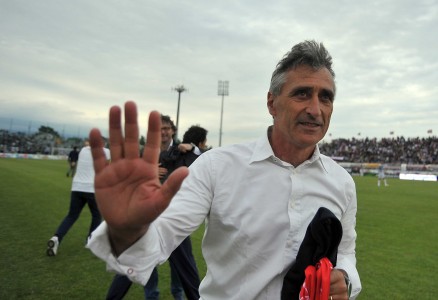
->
xmin=269 ymin=40 xmax=336 ymax=96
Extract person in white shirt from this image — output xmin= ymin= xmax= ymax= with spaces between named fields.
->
xmin=377 ymin=164 xmax=389 ymax=187
xmin=46 ymin=141 xmax=110 ymax=256
xmin=87 ymin=40 xmax=361 ymax=300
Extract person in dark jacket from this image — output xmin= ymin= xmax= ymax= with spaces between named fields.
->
xmin=66 ymin=146 xmax=79 ymax=177
xmin=106 ymin=116 xmax=207 ymax=300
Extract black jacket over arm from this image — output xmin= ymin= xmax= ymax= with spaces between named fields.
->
xmin=281 ymin=207 xmax=343 ymax=300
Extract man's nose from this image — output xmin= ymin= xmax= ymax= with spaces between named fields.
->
xmin=305 ymin=95 xmax=321 ymax=117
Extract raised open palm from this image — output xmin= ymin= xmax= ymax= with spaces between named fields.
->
xmin=89 ymin=101 xmax=188 ymax=254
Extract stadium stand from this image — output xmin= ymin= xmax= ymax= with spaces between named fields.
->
xmin=1 ymin=129 xmax=437 ymax=179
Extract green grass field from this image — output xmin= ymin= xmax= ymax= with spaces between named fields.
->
xmin=1 ymin=158 xmax=437 ymax=299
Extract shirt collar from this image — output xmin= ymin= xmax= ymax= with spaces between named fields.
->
xmin=250 ymin=128 xmax=275 ymax=163
xmin=250 ymin=127 xmax=329 ymax=173
xmin=164 ymin=139 xmax=174 ymax=151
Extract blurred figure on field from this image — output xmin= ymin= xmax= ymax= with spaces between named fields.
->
xmin=377 ymin=164 xmax=389 ymax=187
xmin=66 ymin=146 xmax=79 ymax=177
xmin=47 ymin=140 xmax=110 ymax=256
xmin=106 ymin=118 xmax=206 ymax=300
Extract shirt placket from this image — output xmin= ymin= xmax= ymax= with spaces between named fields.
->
xmin=284 ymin=166 xmax=303 ymax=267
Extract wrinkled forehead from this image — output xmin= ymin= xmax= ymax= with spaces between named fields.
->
xmin=287 ymin=65 xmax=336 ymax=95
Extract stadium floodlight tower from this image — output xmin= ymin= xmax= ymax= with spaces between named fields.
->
xmin=172 ymin=85 xmax=187 ymax=141
xmin=218 ymin=80 xmax=229 ymax=147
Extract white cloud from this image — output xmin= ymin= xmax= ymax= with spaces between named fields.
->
xmin=1 ymin=0 xmax=438 ymax=147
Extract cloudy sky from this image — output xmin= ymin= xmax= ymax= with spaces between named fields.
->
xmin=1 ymin=0 xmax=437 ymax=148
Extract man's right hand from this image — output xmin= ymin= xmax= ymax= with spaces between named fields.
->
xmin=158 ymin=166 xmax=168 ymax=179
xmin=89 ymin=101 xmax=189 ymax=256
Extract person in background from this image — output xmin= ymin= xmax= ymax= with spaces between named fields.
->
xmin=106 ymin=119 xmax=206 ymax=300
xmin=87 ymin=40 xmax=361 ymax=299
xmin=178 ymin=125 xmax=209 ymax=153
xmin=377 ymin=163 xmax=389 ymax=187
xmin=66 ymin=146 xmax=79 ymax=177
xmin=47 ymin=140 xmax=110 ymax=256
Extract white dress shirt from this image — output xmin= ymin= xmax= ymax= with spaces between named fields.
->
xmin=88 ymin=129 xmax=361 ymax=299
xmin=71 ymin=146 xmax=110 ymax=193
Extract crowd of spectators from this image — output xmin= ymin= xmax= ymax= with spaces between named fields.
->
xmin=2 ymin=129 xmax=438 ymax=165
xmin=319 ymin=136 xmax=438 ymax=165
xmin=0 ymin=129 xmax=83 ymax=155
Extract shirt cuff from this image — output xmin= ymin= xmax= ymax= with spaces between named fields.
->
xmin=86 ymin=222 xmax=161 ymax=285
xmin=336 ymin=257 xmax=362 ymax=299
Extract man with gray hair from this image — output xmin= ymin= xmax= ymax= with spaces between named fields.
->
xmin=87 ymin=40 xmax=361 ymax=299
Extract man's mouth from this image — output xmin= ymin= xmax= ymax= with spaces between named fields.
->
xmin=299 ymin=121 xmax=321 ymax=128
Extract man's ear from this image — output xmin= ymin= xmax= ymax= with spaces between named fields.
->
xmin=267 ymin=92 xmax=276 ymax=117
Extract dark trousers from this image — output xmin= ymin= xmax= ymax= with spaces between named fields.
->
xmin=55 ymin=191 xmax=101 ymax=243
xmin=144 ymin=265 xmax=183 ymax=300
xmin=106 ymin=237 xmax=201 ymax=300
xmin=168 ymin=237 xmax=200 ymax=300
xmin=66 ymin=163 xmax=77 ymax=177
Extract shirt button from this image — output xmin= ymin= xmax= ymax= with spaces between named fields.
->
xmin=127 ymin=268 xmax=134 ymax=275
xmin=286 ymin=240 xmax=293 ymax=247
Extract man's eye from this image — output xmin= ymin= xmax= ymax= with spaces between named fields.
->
xmin=296 ymin=90 xmax=308 ymax=97
xmin=320 ymin=93 xmax=333 ymax=103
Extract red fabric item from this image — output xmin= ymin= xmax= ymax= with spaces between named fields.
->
xmin=300 ymin=265 xmax=316 ymax=300
xmin=299 ymin=257 xmax=333 ymax=300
